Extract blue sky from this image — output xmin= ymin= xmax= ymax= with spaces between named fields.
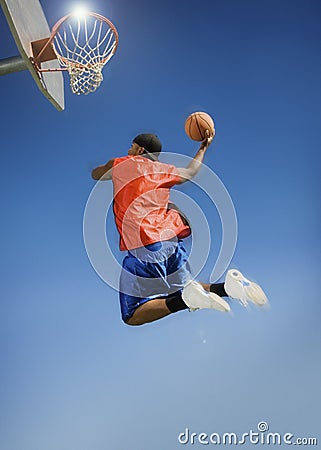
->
xmin=0 ymin=0 xmax=320 ymax=449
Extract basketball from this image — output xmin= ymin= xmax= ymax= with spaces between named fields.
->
xmin=184 ymin=112 xmax=215 ymax=141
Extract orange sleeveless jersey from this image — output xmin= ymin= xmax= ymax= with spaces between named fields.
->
xmin=112 ymin=155 xmax=191 ymax=251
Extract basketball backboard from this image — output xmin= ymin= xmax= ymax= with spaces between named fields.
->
xmin=0 ymin=0 xmax=64 ymax=110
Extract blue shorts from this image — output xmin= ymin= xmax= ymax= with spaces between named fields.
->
xmin=119 ymin=239 xmax=191 ymax=322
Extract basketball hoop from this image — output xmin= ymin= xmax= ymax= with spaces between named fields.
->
xmin=33 ymin=12 xmax=119 ymax=95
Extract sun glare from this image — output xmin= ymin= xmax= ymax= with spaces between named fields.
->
xmin=72 ymin=5 xmax=89 ymax=18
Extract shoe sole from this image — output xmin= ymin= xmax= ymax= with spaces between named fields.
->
xmin=225 ymin=269 xmax=268 ymax=306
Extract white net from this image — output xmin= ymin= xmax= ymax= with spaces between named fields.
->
xmin=53 ymin=14 xmax=118 ymax=95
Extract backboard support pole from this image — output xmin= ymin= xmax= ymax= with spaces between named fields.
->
xmin=0 ymin=55 xmax=27 ymax=75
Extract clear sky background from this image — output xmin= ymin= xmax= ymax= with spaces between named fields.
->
xmin=0 ymin=0 xmax=320 ymax=449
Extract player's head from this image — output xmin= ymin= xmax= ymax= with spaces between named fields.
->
xmin=132 ymin=133 xmax=162 ymax=159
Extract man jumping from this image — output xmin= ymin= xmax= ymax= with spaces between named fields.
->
xmin=91 ymin=132 xmax=267 ymax=326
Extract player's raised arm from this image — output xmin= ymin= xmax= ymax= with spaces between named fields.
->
xmin=91 ymin=158 xmax=115 ymax=180
xmin=177 ymin=131 xmax=214 ymax=183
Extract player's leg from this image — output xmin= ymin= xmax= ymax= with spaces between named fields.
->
xmin=126 ymin=299 xmax=171 ymax=325
xmin=199 ymin=282 xmax=227 ymax=296
xmin=126 ymin=291 xmax=188 ymax=326
xmin=126 ymin=285 xmax=229 ymax=326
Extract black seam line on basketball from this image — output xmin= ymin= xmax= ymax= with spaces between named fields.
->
xmin=195 ymin=115 xmax=204 ymax=140
xmin=202 ymin=117 xmax=213 ymax=131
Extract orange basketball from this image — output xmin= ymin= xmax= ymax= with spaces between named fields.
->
xmin=184 ymin=111 xmax=215 ymax=141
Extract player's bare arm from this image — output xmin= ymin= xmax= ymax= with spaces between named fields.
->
xmin=91 ymin=141 xmax=146 ymax=180
xmin=177 ymin=130 xmax=214 ymax=183
xmin=91 ymin=158 xmax=115 ymax=180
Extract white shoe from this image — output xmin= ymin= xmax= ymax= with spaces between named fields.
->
xmin=182 ymin=281 xmax=230 ymax=312
xmin=225 ymin=269 xmax=268 ymax=307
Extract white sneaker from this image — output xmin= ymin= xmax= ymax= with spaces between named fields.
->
xmin=225 ymin=269 xmax=268 ymax=307
xmin=182 ymin=281 xmax=230 ymax=312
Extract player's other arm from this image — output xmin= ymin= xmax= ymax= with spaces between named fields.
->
xmin=176 ymin=131 xmax=213 ymax=184
xmin=91 ymin=159 xmax=115 ymax=180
